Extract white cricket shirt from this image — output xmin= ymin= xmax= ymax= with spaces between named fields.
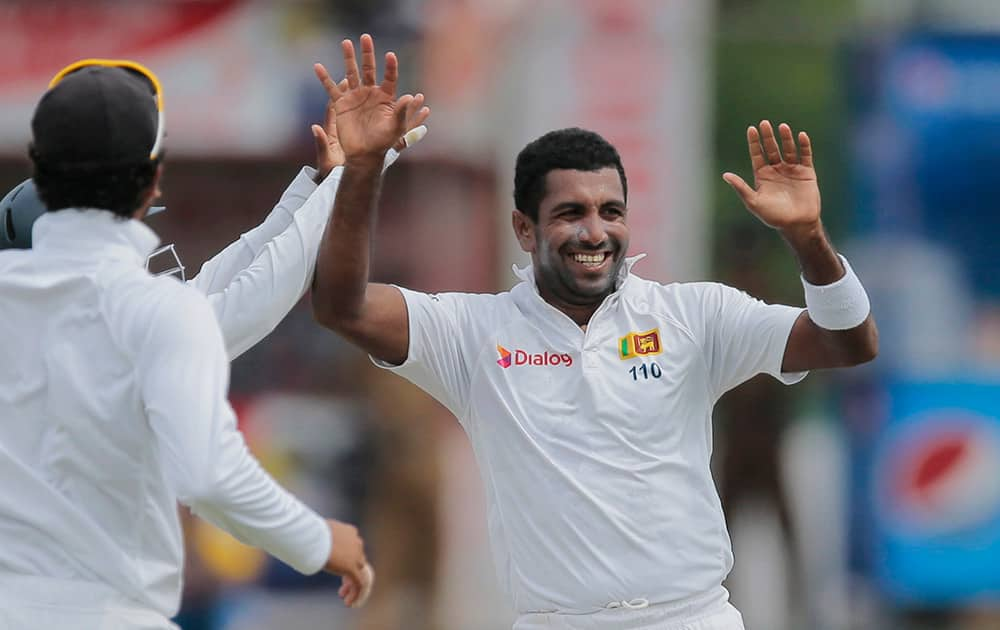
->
xmin=378 ymin=255 xmax=806 ymax=615
xmin=0 ymin=209 xmax=330 ymax=620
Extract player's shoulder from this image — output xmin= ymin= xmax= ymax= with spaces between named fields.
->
xmin=625 ymin=274 xmax=735 ymax=307
xmin=404 ymin=286 xmax=516 ymax=315
xmin=0 ymin=248 xmax=33 ymax=273
xmin=113 ymin=273 xmax=218 ymax=341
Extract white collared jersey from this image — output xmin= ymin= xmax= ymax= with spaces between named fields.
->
xmin=0 ymin=209 xmax=330 ymax=620
xmin=377 ymin=257 xmax=805 ymax=615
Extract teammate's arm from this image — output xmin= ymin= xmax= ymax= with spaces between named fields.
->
xmin=723 ymin=120 xmax=878 ymax=373
xmin=137 ymin=285 xmax=373 ymax=606
xmin=311 ymin=34 xmax=429 ymax=365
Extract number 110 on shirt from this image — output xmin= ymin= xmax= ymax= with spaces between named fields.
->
xmin=629 ymin=362 xmax=662 ymax=381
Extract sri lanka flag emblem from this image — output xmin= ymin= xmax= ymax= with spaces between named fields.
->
xmin=619 ymin=329 xmax=662 ymax=360
xmin=497 ymin=345 xmax=512 ymax=368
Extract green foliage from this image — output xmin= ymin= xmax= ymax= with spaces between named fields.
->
xmin=713 ymin=0 xmax=860 ymax=301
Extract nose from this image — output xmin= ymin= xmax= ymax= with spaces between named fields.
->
xmin=577 ymin=209 xmax=607 ymax=247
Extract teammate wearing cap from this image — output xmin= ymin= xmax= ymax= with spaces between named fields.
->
xmin=0 ymin=68 xmax=428 ymax=363
xmin=0 ymin=59 xmax=420 ymax=629
xmin=309 ymin=34 xmax=878 ymax=629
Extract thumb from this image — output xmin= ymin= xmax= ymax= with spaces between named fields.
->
xmin=312 ymin=124 xmax=328 ymax=152
xmin=722 ymin=172 xmax=756 ymax=206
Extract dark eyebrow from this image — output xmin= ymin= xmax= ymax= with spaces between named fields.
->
xmin=549 ymin=198 xmax=626 ymax=214
xmin=549 ymin=201 xmax=585 ymax=214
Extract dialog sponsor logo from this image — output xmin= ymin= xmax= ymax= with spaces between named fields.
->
xmin=496 ymin=345 xmax=573 ymax=368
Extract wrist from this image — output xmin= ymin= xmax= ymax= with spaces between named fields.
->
xmin=778 ymin=220 xmax=824 ymax=247
xmin=345 ymin=152 xmax=388 ymax=171
xmin=780 ymin=220 xmax=843 ymax=285
xmin=802 ymin=254 xmax=871 ymax=330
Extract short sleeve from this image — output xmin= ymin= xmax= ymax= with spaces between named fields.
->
xmin=371 ymin=288 xmax=476 ymax=417
xmin=699 ymin=283 xmax=806 ymax=398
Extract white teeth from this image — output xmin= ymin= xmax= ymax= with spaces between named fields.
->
xmin=573 ymin=253 xmax=606 ymax=267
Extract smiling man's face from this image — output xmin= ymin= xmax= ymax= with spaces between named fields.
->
xmin=517 ymin=167 xmax=629 ymax=308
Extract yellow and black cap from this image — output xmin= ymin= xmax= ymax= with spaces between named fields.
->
xmin=31 ymin=59 xmax=165 ymax=171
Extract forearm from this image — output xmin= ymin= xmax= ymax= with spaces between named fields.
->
xmin=312 ymin=155 xmax=386 ymax=325
xmin=778 ymin=222 xmax=879 ymax=370
xmin=779 ymin=221 xmax=844 ymax=285
xmin=206 ymin=171 xmax=342 ymax=359
xmin=185 ymin=430 xmax=331 ymax=575
xmin=190 ymin=167 xmax=320 ymax=294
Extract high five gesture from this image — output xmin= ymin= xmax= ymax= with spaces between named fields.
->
xmin=315 ymin=34 xmax=429 ymax=162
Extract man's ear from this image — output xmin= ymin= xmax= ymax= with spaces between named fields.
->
xmin=152 ymin=163 xmax=164 ymax=199
xmin=134 ymin=164 xmax=164 ymax=219
xmin=512 ymin=210 xmax=536 ymax=254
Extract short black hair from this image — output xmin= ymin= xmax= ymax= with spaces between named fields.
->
xmin=30 ymin=148 xmax=160 ymax=218
xmin=513 ymin=127 xmax=627 ymax=221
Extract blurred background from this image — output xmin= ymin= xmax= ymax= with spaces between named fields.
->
xmin=2 ymin=0 xmax=1000 ymax=628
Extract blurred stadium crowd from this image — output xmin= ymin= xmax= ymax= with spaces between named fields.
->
xmin=3 ymin=1 xmax=1000 ymax=629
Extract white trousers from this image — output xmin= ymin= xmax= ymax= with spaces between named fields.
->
xmin=0 ymin=573 xmax=177 ymax=630
xmin=514 ymin=590 xmax=745 ymax=630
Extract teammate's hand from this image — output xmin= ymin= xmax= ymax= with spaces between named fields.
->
xmin=312 ymin=61 xmax=430 ymax=173
xmin=722 ymin=120 xmax=822 ymax=236
xmin=324 ymin=519 xmax=375 ymax=608
xmin=320 ymin=34 xmax=429 ymax=162
xmin=311 ymin=74 xmax=348 ymax=182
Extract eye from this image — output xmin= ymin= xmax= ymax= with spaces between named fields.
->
xmin=601 ymin=205 xmax=625 ymax=218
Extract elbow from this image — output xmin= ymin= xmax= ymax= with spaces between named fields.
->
xmin=309 ymin=279 xmax=359 ymax=333
xmin=311 ymin=298 xmax=354 ymax=333
xmin=176 ymin=476 xmax=221 ymax=509
xmin=847 ymin=321 xmax=879 ymax=366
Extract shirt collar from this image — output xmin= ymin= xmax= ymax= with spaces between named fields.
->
xmin=511 ymin=253 xmax=647 ymax=294
xmin=32 ymin=209 xmax=161 ymax=267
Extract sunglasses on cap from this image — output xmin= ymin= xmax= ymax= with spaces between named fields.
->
xmin=48 ymin=58 xmax=166 ymax=161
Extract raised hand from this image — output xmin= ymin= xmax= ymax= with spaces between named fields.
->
xmin=318 ymin=34 xmax=428 ymax=162
xmin=723 ymin=120 xmax=821 ymax=233
xmin=313 ymin=61 xmax=430 ymax=171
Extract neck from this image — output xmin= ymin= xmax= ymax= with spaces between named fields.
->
xmin=535 ymin=280 xmax=608 ymax=327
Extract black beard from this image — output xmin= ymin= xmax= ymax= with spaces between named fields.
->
xmin=535 ymin=247 xmax=624 ymax=306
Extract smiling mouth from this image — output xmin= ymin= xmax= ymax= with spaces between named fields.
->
xmin=569 ymin=252 xmax=612 ymax=269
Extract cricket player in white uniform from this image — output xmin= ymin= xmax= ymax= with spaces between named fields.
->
xmin=0 ymin=59 xmax=426 ymax=628
xmin=310 ymin=36 xmax=878 ymax=629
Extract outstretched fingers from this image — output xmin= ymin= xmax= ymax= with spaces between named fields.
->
xmin=759 ymin=120 xmax=782 ymax=165
xmin=342 ymin=39 xmax=360 ymax=89
xmin=314 ymin=63 xmax=342 ymax=101
xmin=746 ymin=126 xmax=766 ymax=171
xmin=798 ymin=131 xmax=814 ymax=168
xmin=359 ymin=33 xmax=377 ymax=87
xmin=393 ymin=94 xmax=416 ymax=131
xmin=778 ymin=123 xmax=798 ymax=164
xmin=381 ymin=51 xmax=398 ymax=96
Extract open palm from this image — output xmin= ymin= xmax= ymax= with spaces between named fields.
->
xmin=318 ymin=35 xmax=427 ymax=161
xmin=723 ymin=120 xmax=822 ymax=231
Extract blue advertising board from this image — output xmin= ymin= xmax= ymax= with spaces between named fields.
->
xmin=847 ymin=33 xmax=1000 ymax=298
xmin=869 ymin=379 xmax=1000 ymax=605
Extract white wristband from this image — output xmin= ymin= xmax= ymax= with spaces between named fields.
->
xmin=802 ymin=255 xmax=871 ymax=330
